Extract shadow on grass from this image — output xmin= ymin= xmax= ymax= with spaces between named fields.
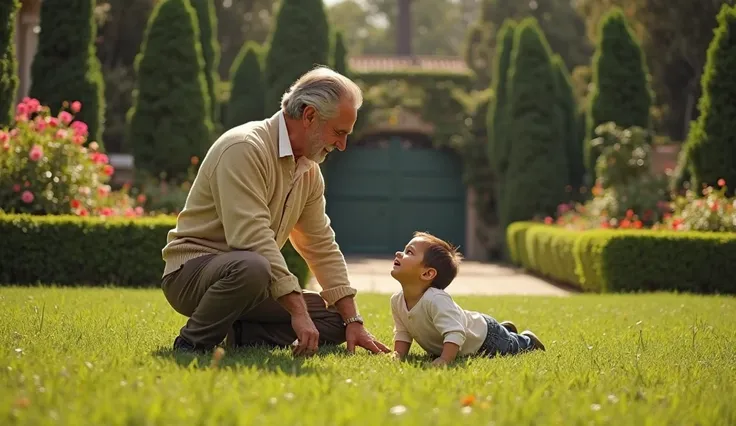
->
xmin=150 ymin=343 xmax=354 ymax=376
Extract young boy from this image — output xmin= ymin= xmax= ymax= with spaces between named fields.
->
xmin=389 ymin=231 xmax=545 ymax=366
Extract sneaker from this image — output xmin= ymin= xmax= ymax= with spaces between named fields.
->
xmin=500 ymin=321 xmax=518 ymax=334
xmin=520 ymin=330 xmax=546 ymax=351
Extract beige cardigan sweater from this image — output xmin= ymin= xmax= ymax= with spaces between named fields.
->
xmin=161 ymin=111 xmax=356 ymax=306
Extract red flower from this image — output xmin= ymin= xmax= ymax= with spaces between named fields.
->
xmin=71 ymin=101 xmax=82 ymax=113
xmin=544 ymin=216 xmax=553 ymax=224
xmin=626 ymin=209 xmax=634 ymax=218
xmin=103 ymin=165 xmax=114 ymax=176
xmin=70 ymin=199 xmax=81 ymax=209
xmin=718 ymin=178 xmax=726 ymax=187
xmin=21 ymin=190 xmax=34 ymax=204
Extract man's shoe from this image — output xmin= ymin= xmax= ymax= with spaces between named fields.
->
xmin=500 ymin=321 xmax=518 ymax=334
xmin=173 ymin=335 xmax=209 ymax=353
xmin=520 ymin=330 xmax=546 ymax=351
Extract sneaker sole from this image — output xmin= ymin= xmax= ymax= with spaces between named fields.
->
xmin=500 ymin=321 xmax=518 ymax=334
xmin=521 ymin=330 xmax=546 ymax=351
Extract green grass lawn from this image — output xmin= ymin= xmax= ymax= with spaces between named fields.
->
xmin=1 ymin=287 xmax=735 ymax=425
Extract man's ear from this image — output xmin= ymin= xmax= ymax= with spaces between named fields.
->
xmin=303 ymin=105 xmax=317 ymax=127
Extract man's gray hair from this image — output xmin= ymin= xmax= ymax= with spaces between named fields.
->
xmin=281 ymin=66 xmax=363 ymax=120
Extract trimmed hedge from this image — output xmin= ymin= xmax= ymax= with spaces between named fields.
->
xmin=507 ymin=222 xmax=736 ymax=294
xmin=0 ymin=214 xmax=310 ymax=289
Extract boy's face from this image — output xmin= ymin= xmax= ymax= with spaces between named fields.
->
xmin=390 ymin=237 xmax=436 ymax=286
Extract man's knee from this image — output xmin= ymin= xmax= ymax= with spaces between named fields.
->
xmin=221 ymin=251 xmax=271 ymax=293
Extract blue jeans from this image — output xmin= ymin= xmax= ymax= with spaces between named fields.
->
xmin=477 ymin=314 xmax=533 ymax=357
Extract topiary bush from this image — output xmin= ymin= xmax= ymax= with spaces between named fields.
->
xmin=500 ymin=17 xmax=569 ymax=232
xmin=264 ymin=0 xmax=330 ymax=115
xmin=28 ymin=0 xmax=105 ymax=148
xmin=190 ymin=0 xmax=219 ymax=123
xmin=332 ymin=30 xmax=348 ymax=77
xmin=126 ymin=0 xmax=213 ymax=182
xmin=225 ymin=41 xmax=265 ymax=129
xmin=552 ymin=55 xmax=584 ymax=196
xmin=586 ymin=7 xmax=652 ymax=183
xmin=487 ymin=19 xmax=516 ymax=184
xmin=0 ymin=0 xmax=20 ymax=127
xmin=683 ymin=4 xmax=736 ymax=197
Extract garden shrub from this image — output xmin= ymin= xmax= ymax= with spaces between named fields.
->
xmin=506 ymin=222 xmax=736 ymax=294
xmin=0 ymin=97 xmax=131 ymax=217
xmin=225 ymin=41 xmax=265 ymax=130
xmin=126 ymin=0 xmax=213 ymax=182
xmin=500 ymin=17 xmax=569 ymax=231
xmin=586 ymin=7 xmax=652 ymax=183
xmin=190 ymin=0 xmax=220 ymax=122
xmin=332 ymin=30 xmax=348 ymax=77
xmin=658 ymin=179 xmax=736 ymax=232
xmin=0 ymin=0 xmax=20 ymax=127
xmin=28 ymin=0 xmax=105 ymax=147
xmin=0 ymin=214 xmax=311 ymax=289
xmin=683 ymin=4 xmax=736 ymax=196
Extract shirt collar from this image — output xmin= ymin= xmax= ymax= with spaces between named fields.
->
xmin=277 ymin=111 xmax=293 ymax=158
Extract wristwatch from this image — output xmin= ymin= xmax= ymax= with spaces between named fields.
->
xmin=344 ymin=315 xmax=363 ymax=326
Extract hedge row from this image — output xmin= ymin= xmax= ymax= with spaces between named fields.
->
xmin=0 ymin=214 xmax=310 ymax=288
xmin=507 ymin=222 xmax=736 ymax=294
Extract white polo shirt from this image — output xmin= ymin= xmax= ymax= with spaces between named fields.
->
xmin=390 ymin=288 xmax=489 ymax=357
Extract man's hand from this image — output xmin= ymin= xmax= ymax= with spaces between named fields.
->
xmin=277 ymin=291 xmax=320 ymax=357
xmin=431 ymin=357 xmax=449 ymax=368
xmin=290 ymin=313 xmax=320 ymax=356
xmin=345 ymin=322 xmax=391 ymax=354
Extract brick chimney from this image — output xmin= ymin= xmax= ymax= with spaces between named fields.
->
xmin=397 ymin=0 xmax=412 ymax=56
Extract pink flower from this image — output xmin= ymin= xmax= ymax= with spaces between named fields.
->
xmin=9 ymin=128 xmax=18 ymax=137
xmin=103 ymin=165 xmax=114 ymax=176
xmin=124 ymin=207 xmax=136 ymax=218
xmin=71 ymin=101 xmax=82 ymax=113
xmin=21 ymin=190 xmax=34 ymax=204
xmin=25 ymin=98 xmax=41 ymax=113
xmin=134 ymin=206 xmax=144 ymax=216
xmin=15 ymin=113 xmax=28 ymax=122
xmin=16 ymin=103 xmax=28 ymax=115
xmin=12 ymin=184 xmax=20 ymax=192
xmin=71 ymin=121 xmax=88 ymax=137
xmin=0 ymin=131 xmax=8 ymax=143
xmin=34 ymin=118 xmax=47 ymax=132
xmin=100 ymin=207 xmax=113 ymax=216
xmin=59 ymin=111 xmax=73 ymax=125
xmin=97 ymin=185 xmax=110 ymax=197
xmin=72 ymin=135 xmax=85 ymax=145
xmin=718 ymin=178 xmax=726 ymax=187
xmin=90 ymin=152 xmax=109 ymax=165
xmin=55 ymin=129 xmax=67 ymax=140
xmin=47 ymin=117 xmax=59 ymax=128
xmin=28 ymin=145 xmax=43 ymax=161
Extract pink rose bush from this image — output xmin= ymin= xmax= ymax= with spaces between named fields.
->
xmin=0 ymin=98 xmax=145 ymax=217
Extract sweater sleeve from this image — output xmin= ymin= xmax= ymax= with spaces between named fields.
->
xmin=208 ymin=140 xmax=301 ymax=300
xmin=428 ymin=292 xmax=466 ymax=348
xmin=390 ymin=293 xmax=413 ymax=343
xmin=289 ymin=166 xmax=357 ymax=306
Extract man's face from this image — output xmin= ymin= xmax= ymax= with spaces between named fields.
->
xmin=303 ymin=100 xmax=357 ymax=163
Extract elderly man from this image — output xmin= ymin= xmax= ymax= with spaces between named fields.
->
xmin=160 ymin=66 xmax=390 ymax=356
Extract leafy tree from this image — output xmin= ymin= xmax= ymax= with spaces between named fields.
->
xmin=29 ymin=0 xmax=106 ymax=146
xmin=126 ymin=0 xmax=213 ymax=181
xmin=332 ymin=30 xmax=348 ymax=76
xmin=264 ymin=0 xmax=330 ymax=115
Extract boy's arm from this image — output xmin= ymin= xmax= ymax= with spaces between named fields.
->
xmin=390 ymin=294 xmax=412 ymax=359
xmin=429 ymin=293 xmax=466 ymax=364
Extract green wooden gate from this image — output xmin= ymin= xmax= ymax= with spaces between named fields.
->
xmin=322 ymin=135 xmax=466 ymax=255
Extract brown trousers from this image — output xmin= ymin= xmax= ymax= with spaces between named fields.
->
xmin=161 ymin=251 xmax=346 ymax=349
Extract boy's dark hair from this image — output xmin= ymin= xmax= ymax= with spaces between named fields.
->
xmin=414 ymin=231 xmax=463 ymax=290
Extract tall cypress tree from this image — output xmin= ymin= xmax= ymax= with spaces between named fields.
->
xmin=487 ymin=19 xmax=517 ymax=181
xmin=126 ymin=0 xmax=213 ymax=181
xmin=685 ymin=4 xmax=736 ymax=196
xmin=226 ymin=42 xmax=265 ymax=129
xmin=0 ymin=0 xmax=20 ymax=127
xmin=500 ymin=17 xmax=568 ymax=232
xmin=264 ymin=0 xmax=330 ymax=115
xmin=332 ymin=30 xmax=348 ymax=76
xmin=29 ymin=0 xmax=105 ymax=145
xmin=552 ymin=54 xmax=583 ymax=196
xmin=585 ymin=7 xmax=652 ymax=183
xmin=190 ymin=0 xmax=219 ymax=122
